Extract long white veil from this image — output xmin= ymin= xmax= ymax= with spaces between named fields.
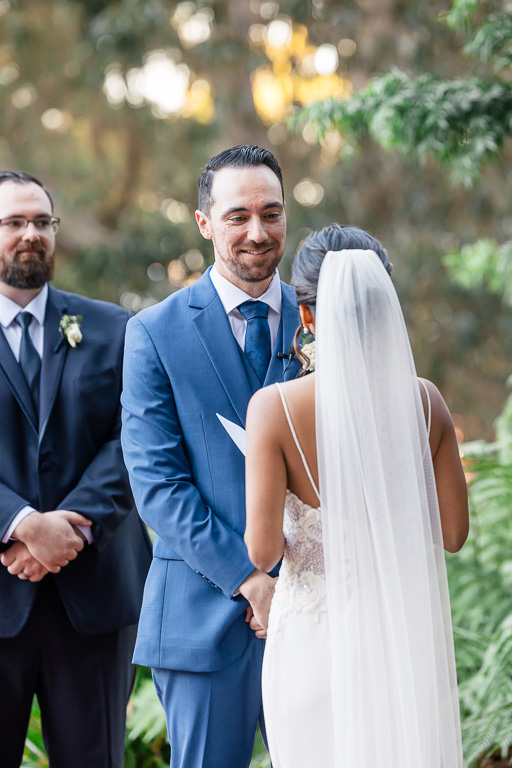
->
xmin=315 ymin=250 xmax=462 ymax=767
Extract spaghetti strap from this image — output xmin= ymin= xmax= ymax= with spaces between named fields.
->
xmin=418 ymin=378 xmax=432 ymax=438
xmin=275 ymin=382 xmax=321 ymax=504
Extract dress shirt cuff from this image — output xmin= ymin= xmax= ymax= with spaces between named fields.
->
xmin=3 ymin=506 xmax=35 ymax=543
xmin=77 ymin=524 xmax=93 ymax=545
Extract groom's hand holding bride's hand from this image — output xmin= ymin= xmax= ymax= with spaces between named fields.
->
xmin=239 ymin=570 xmax=277 ymax=640
xmin=245 ymin=605 xmax=267 ymax=639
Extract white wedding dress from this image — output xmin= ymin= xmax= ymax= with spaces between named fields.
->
xmin=262 ymin=383 xmax=334 ymax=766
xmin=262 ymin=375 xmax=436 ymax=767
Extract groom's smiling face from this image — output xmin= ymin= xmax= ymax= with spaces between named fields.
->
xmin=196 ymin=165 xmax=286 ymax=294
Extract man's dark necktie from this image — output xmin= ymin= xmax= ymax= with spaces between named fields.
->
xmin=16 ymin=311 xmax=41 ymax=414
xmin=238 ymin=301 xmax=271 ymax=384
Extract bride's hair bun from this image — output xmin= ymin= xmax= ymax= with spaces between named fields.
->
xmin=291 ymin=224 xmax=391 ymax=313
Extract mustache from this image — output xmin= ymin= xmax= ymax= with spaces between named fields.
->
xmin=14 ymin=245 xmax=46 ymax=256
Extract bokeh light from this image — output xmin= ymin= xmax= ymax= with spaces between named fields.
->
xmin=338 ymin=38 xmax=357 ymax=57
xmin=161 ymin=199 xmax=190 ymax=224
xmin=0 ymin=64 xmax=19 ymax=86
xmin=313 ymin=44 xmax=339 ymax=76
xmin=147 ymin=263 xmax=166 ymax=282
xmin=41 ymin=108 xmax=73 ymax=132
xmin=11 ymin=85 xmax=36 ymax=109
xmin=250 ymin=21 xmax=352 ymax=124
xmin=172 ymin=4 xmax=214 ymax=48
xmin=266 ymin=18 xmax=293 ymax=49
xmin=293 ymin=178 xmax=325 ymax=207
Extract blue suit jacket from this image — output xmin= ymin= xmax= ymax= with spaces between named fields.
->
xmin=121 ymin=269 xmax=300 ymax=672
xmin=0 ymin=286 xmax=152 ymax=638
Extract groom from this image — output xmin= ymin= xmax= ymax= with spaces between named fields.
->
xmin=121 ymin=145 xmax=300 ymax=767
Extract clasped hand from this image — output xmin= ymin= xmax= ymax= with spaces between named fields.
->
xmin=239 ymin=570 xmax=277 ymax=640
xmin=0 ymin=510 xmax=92 ymax=582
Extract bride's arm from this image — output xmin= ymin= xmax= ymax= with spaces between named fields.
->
xmin=245 ymin=386 xmax=287 ymax=572
xmin=420 ymin=378 xmax=469 ymax=553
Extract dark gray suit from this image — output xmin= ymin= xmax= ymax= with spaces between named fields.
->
xmin=0 ymin=285 xmax=152 ymax=768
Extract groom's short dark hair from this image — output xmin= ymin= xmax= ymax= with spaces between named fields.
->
xmin=197 ymin=145 xmax=284 ymax=216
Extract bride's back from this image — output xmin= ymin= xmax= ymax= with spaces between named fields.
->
xmin=274 ymin=374 xmax=319 ymax=510
xmin=273 ymin=372 xmax=435 ymax=512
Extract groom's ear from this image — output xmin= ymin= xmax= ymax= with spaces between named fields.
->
xmin=195 ymin=210 xmax=212 ymax=240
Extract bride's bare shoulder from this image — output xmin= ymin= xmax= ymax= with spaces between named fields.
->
xmin=418 ymin=377 xmax=450 ymax=422
xmin=247 ymin=375 xmax=314 ymax=428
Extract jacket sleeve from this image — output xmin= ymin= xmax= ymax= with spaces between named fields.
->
xmin=121 ymin=316 xmax=254 ymax=599
xmin=0 ymin=482 xmax=32 ymax=546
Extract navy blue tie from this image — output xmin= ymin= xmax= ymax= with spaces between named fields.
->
xmin=238 ymin=301 xmax=271 ymax=384
xmin=16 ymin=311 xmax=41 ymax=414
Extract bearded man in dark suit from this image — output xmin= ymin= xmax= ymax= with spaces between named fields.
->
xmin=0 ymin=171 xmax=152 ymax=768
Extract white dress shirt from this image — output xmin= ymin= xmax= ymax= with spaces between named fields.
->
xmin=0 ymin=282 xmax=47 ymax=360
xmin=209 ymin=265 xmax=282 ymax=352
xmin=0 ymin=284 xmax=92 ymax=545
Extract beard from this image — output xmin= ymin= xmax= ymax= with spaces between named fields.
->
xmin=218 ymin=241 xmax=284 ymax=284
xmin=0 ymin=246 xmax=55 ymax=289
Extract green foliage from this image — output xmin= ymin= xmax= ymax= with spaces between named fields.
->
xmin=443 ymin=0 xmax=488 ymax=32
xmin=464 ymin=13 xmax=512 ymax=70
xmin=22 ymin=700 xmax=47 ymax=768
xmin=125 ymin=669 xmax=169 ymax=767
xmin=445 ymin=386 xmax=512 ymax=765
xmin=292 ymin=4 xmax=512 ymax=186
xmin=444 ymin=238 xmax=512 ymax=306
xmin=291 ymin=71 xmax=512 ymax=187
xmin=459 ymin=621 xmax=512 ymax=765
xmin=250 ymin=730 xmax=272 ymax=768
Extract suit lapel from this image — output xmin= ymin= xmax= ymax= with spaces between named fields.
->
xmin=190 ymin=271 xmax=254 ymax=427
xmin=0 ymin=324 xmax=38 ymax=433
xmin=38 ymin=287 xmax=69 ymax=439
xmin=264 ymin=282 xmax=300 ymax=385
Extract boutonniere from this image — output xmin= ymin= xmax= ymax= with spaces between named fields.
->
xmin=299 ymin=332 xmax=316 ymax=372
xmin=59 ymin=314 xmax=83 ymax=348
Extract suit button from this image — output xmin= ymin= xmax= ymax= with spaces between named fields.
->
xmin=39 ymin=451 xmax=53 ymax=472
xmin=39 ymin=451 xmax=52 ymax=472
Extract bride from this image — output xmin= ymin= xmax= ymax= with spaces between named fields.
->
xmin=244 ymin=224 xmax=469 ymax=767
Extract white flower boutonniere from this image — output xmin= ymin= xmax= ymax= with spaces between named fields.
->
xmin=59 ymin=314 xmax=83 ymax=348
xmin=299 ymin=333 xmax=316 ymax=372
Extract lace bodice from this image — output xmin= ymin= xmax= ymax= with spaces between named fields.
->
xmin=268 ymin=490 xmax=327 ymax=633
xmin=282 ymin=491 xmax=324 ymax=578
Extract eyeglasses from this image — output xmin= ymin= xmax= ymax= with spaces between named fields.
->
xmin=0 ymin=216 xmax=60 ymax=234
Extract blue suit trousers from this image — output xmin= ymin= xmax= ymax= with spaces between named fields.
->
xmin=152 ymin=635 xmax=267 ymax=768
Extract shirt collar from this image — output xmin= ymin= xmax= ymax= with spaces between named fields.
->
xmin=0 ymin=283 xmax=49 ymax=328
xmin=210 ymin=265 xmax=282 ymax=317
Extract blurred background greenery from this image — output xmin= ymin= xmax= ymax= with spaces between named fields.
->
xmin=4 ymin=0 xmax=511 ymax=766
xmin=2 ymin=0 xmax=511 ymax=442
